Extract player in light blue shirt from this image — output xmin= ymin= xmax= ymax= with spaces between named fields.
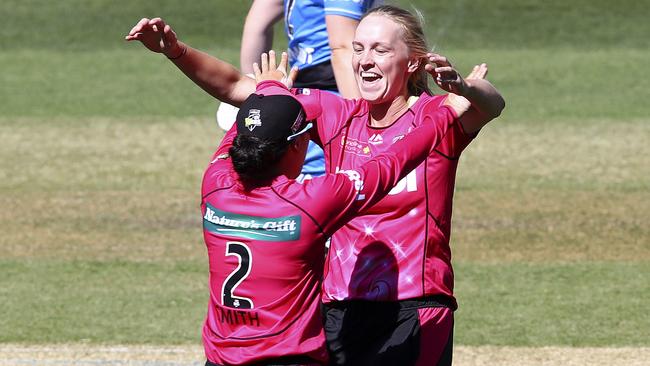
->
xmin=219 ymin=0 xmax=380 ymax=179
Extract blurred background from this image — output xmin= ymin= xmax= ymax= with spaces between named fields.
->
xmin=1 ymin=0 xmax=648 ymax=353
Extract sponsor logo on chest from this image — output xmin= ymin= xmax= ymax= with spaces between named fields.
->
xmin=340 ymin=135 xmax=371 ymax=157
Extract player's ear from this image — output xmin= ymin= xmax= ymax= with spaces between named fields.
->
xmin=293 ymin=133 xmax=309 ymax=150
xmin=407 ymin=56 xmax=421 ymax=73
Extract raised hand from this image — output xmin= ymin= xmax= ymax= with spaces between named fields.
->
xmin=424 ymin=53 xmax=468 ymax=96
xmin=252 ymin=50 xmax=299 ymax=89
xmin=125 ymin=17 xmax=183 ymax=58
xmin=466 ymin=63 xmax=488 ymax=80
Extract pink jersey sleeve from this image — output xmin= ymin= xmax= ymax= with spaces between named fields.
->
xmin=423 ymin=95 xmax=478 ymax=158
xmin=434 ymin=119 xmax=478 ymax=159
xmin=292 ymin=88 xmax=361 ymax=148
xmin=201 ymin=124 xmax=238 ymax=198
xmin=313 ymin=105 xmax=458 ymax=235
xmin=210 ymin=123 xmax=237 ymax=161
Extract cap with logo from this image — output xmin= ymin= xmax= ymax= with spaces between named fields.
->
xmin=236 ymin=93 xmax=313 ymax=142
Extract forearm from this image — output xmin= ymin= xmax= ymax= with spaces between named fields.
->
xmin=463 ymin=78 xmax=505 ymax=121
xmin=240 ymin=28 xmax=274 ymax=75
xmin=240 ymin=0 xmax=283 ymax=74
xmin=331 ymin=48 xmax=360 ymax=98
xmin=325 ymin=14 xmax=360 ymax=99
xmin=169 ymin=41 xmax=256 ymax=107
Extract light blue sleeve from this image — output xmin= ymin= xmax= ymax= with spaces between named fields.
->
xmin=323 ymin=0 xmax=382 ymax=20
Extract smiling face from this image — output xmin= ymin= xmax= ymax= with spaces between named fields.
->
xmin=352 ymin=14 xmax=419 ymax=105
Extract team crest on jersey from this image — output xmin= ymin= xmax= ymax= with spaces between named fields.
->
xmin=203 ymin=203 xmax=301 ymax=241
xmin=244 ymin=109 xmax=262 ymax=131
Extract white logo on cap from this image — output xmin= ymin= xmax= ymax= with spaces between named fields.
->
xmin=244 ymin=109 xmax=262 ymax=131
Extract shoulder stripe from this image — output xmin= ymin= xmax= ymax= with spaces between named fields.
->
xmin=324 ymin=7 xmax=364 ymax=18
xmin=202 ymin=184 xmax=235 ymax=200
xmin=271 ymin=186 xmax=326 ymax=235
xmin=432 ymin=148 xmax=460 ymax=161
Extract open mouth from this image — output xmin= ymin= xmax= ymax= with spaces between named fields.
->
xmin=360 ymin=71 xmax=382 ymax=83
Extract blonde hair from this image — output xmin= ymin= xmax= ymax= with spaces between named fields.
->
xmin=362 ymin=5 xmax=432 ymax=96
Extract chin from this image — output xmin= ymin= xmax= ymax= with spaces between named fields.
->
xmin=360 ymin=89 xmax=384 ymax=104
xmin=362 ymin=92 xmax=394 ymax=106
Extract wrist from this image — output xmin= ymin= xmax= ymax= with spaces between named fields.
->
xmin=460 ymin=78 xmax=474 ymax=98
xmin=165 ymin=42 xmax=186 ymax=60
xmin=256 ymin=79 xmax=288 ymax=91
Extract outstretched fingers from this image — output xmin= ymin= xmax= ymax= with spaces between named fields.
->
xmin=268 ymin=50 xmax=277 ymax=71
xmin=253 ymin=50 xmax=295 ymax=87
xmin=260 ymin=52 xmax=269 ymax=74
xmin=287 ymin=65 xmax=299 ymax=87
xmin=277 ymin=51 xmax=288 ymax=73
xmin=467 ymin=63 xmax=488 ymax=80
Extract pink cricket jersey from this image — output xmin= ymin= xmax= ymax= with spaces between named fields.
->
xmin=294 ymin=89 xmax=476 ymax=306
xmin=201 ymin=81 xmax=458 ymax=365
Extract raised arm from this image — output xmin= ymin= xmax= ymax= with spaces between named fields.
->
xmin=240 ymin=0 xmax=284 ymax=75
xmin=125 ymin=17 xmax=255 ymax=106
xmin=426 ymin=53 xmax=506 ymax=134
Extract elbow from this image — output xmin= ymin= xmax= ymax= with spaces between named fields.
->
xmin=329 ymin=44 xmax=351 ymax=56
xmin=487 ymin=94 xmax=506 ymax=120
xmin=466 ymin=80 xmax=505 ymax=120
xmin=493 ymin=96 xmax=506 ymax=118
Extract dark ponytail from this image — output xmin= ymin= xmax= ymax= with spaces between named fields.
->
xmin=229 ymin=134 xmax=290 ymax=186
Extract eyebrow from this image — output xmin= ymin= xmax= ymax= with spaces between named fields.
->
xmin=352 ymin=40 xmax=392 ymax=48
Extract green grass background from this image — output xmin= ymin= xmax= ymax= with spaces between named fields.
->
xmin=1 ymin=0 xmax=648 ymax=346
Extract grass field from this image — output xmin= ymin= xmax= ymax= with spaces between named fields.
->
xmin=1 ymin=0 xmax=648 ymax=364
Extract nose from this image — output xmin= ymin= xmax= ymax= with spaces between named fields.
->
xmin=358 ymin=50 xmax=374 ymax=69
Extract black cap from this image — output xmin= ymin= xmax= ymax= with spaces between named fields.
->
xmin=236 ymin=93 xmax=311 ymax=142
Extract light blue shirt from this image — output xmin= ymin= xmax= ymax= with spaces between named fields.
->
xmin=284 ymin=0 xmax=379 ymax=178
xmin=284 ymin=0 xmax=379 ymax=70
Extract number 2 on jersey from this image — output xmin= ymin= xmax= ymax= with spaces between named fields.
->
xmin=222 ymin=242 xmax=254 ymax=309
